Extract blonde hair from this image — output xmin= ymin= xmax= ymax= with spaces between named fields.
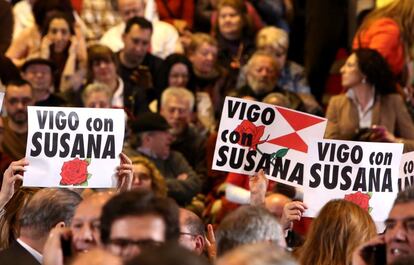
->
xmin=358 ymin=0 xmax=414 ymax=48
xmin=298 ymin=199 xmax=377 ymax=265
xmin=256 ymin=26 xmax=289 ymax=52
xmin=187 ymin=33 xmax=218 ymax=56
xmin=130 ymin=156 xmax=167 ymax=198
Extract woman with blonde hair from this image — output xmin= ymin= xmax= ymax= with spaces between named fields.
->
xmin=297 ymin=199 xmax=377 ymax=265
xmin=353 ymin=0 xmax=414 ymax=81
xmin=130 ymin=156 xmax=167 ymax=198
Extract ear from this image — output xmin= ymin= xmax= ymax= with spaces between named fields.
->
xmin=195 ymin=235 xmax=205 ymax=255
xmin=54 ymin=221 xmax=66 ymax=229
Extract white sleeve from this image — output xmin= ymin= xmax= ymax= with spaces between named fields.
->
xmin=225 ymin=184 xmax=251 ymax=204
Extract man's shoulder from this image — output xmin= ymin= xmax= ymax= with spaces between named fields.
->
xmin=152 ymin=20 xmax=178 ymax=34
xmin=0 ymin=241 xmax=40 ymax=265
xmin=100 ymin=23 xmax=125 ymax=52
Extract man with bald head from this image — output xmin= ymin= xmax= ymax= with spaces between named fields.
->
xmin=178 ymin=208 xmax=205 ymax=255
xmin=265 ymin=193 xmax=291 ymax=219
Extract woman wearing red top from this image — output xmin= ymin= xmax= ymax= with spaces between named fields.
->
xmin=155 ymin=0 xmax=194 ymax=33
xmin=353 ymin=0 xmax=414 ymax=81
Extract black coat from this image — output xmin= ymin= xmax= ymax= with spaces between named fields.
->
xmin=0 ymin=240 xmax=41 ymax=265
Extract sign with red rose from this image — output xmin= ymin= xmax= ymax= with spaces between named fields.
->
xmin=303 ymin=139 xmax=403 ymax=222
xmin=60 ymin=158 xmax=91 ymax=186
xmin=212 ymin=97 xmax=327 ymax=187
xmin=344 ymin=191 xmax=372 ymax=212
xmin=23 ymin=106 xmax=125 ymax=188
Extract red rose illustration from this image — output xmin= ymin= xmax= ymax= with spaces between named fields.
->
xmin=60 ymin=158 xmax=89 ymax=185
xmin=344 ymin=191 xmax=371 ymax=211
xmin=233 ymin=120 xmax=266 ymax=150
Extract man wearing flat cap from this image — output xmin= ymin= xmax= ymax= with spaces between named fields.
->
xmin=126 ymin=112 xmax=203 ymax=206
xmin=21 ymin=58 xmax=66 ymax=106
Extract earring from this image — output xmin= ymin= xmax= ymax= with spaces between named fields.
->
xmin=362 ymin=78 xmax=366 ymax=84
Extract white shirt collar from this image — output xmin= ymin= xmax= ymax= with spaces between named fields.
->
xmin=17 ymin=238 xmax=43 ymax=263
xmin=346 ymin=88 xmax=375 ymax=128
xmin=111 ymin=77 xmax=124 ymax=108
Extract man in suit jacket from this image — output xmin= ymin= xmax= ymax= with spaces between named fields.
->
xmin=0 ymin=188 xmax=82 ymax=265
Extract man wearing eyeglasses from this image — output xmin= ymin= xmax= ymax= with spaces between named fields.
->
xmin=99 ymin=190 xmax=180 ymax=262
xmin=1 ymin=79 xmax=34 ymax=160
xmin=353 ymin=186 xmax=414 ymax=265
xmin=178 ymin=208 xmax=205 ymax=255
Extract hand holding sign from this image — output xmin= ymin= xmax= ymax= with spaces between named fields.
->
xmin=116 ymin=153 xmax=133 ymax=192
xmin=249 ymin=169 xmax=268 ymax=207
xmin=0 ymin=158 xmax=28 ymax=209
xmin=280 ymin=201 xmax=307 ymax=230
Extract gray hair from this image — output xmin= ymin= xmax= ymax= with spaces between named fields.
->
xmin=394 ymin=186 xmax=414 ymax=206
xmin=180 ymin=208 xmax=205 ymax=237
xmin=82 ymin=82 xmax=112 ymax=105
xmin=161 ymin=87 xmax=195 ymax=111
xmin=216 ymin=206 xmax=285 ymax=256
xmin=217 ymin=242 xmax=298 ymax=265
xmin=246 ymin=51 xmax=279 ymax=73
xmin=19 ymin=188 xmax=82 ymax=238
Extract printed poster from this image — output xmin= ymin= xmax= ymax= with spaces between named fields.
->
xmin=24 ymin=106 xmax=125 ymax=188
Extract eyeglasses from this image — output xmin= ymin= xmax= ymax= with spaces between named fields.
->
xmin=385 ymin=217 xmax=414 ymax=234
xmin=179 ymin=232 xmax=198 ymax=237
xmin=108 ymin=238 xmax=163 ymax=250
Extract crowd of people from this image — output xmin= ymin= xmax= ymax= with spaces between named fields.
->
xmin=1 ymin=0 xmax=414 ymax=264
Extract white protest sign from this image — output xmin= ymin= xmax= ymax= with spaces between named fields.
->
xmin=399 ymin=151 xmax=414 ymax=191
xmin=212 ymin=97 xmax=327 ymax=187
xmin=24 ymin=106 xmax=125 ymax=188
xmin=303 ymin=139 xmax=403 ymax=222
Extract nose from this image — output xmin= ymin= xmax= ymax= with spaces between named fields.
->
xmin=171 ymin=109 xmax=181 ymax=120
xmin=55 ymin=31 xmax=64 ymax=41
xmin=390 ymin=222 xmax=408 ymax=242
xmin=80 ymin=225 xmax=94 ymax=242
xmin=16 ymin=101 xmax=25 ymax=109
xmin=132 ymin=174 xmax=142 ymax=186
xmin=206 ymin=53 xmax=214 ymax=62
xmin=176 ymin=76 xmax=185 ymax=86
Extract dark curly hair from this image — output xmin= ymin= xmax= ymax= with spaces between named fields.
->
xmin=158 ymin=53 xmax=196 ymax=93
xmin=354 ymin=48 xmax=397 ymax=95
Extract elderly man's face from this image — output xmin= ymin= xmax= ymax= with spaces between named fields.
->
xmin=23 ymin=64 xmax=53 ymax=95
xmin=160 ymin=96 xmax=191 ymax=136
xmin=146 ymin=131 xmax=173 ymax=160
xmin=71 ymin=195 xmax=111 ymax=253
xmin=385 ymin=202 xmax=414 ymax=264
xmin=246 ymin=55 xmax=278 ymax=95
